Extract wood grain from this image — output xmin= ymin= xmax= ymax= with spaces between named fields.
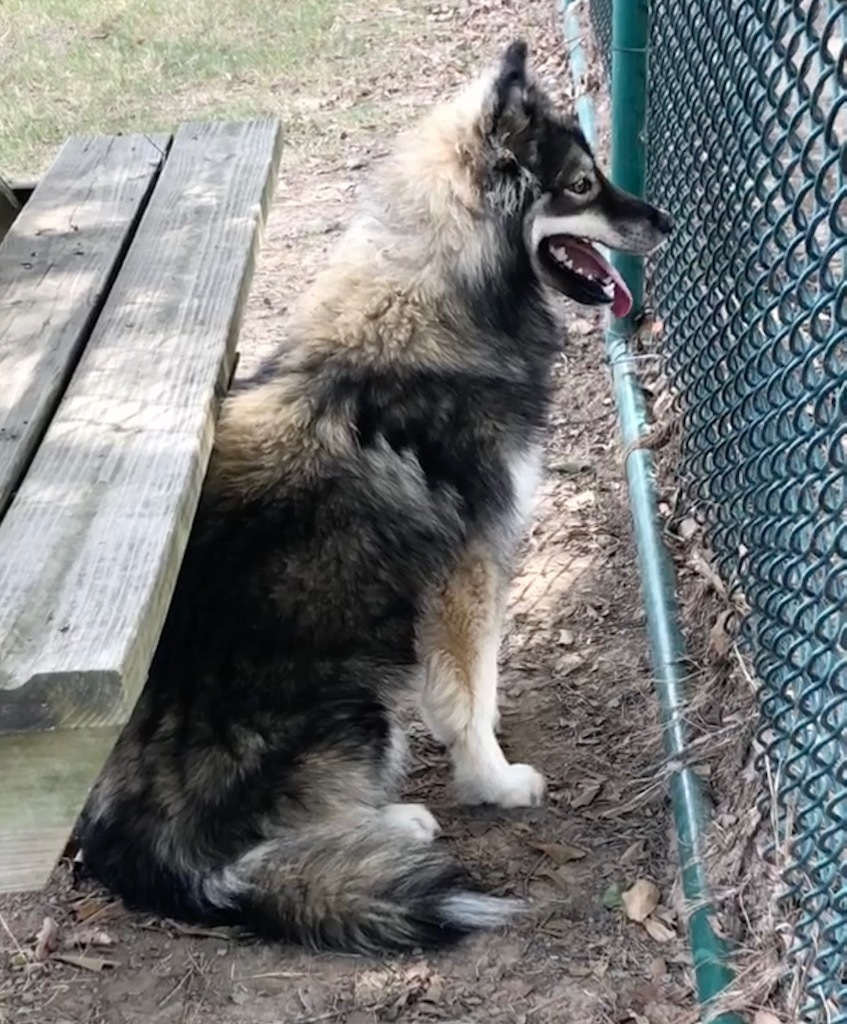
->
xmin=0 ymin=727 xmax=120 ymax=892
xmin=0 ymin=120 xmax=282 ymax=734
xmin=0 ymin=119 xmax=281 ymax=892
xmin=0 ymin=135 xmax=167 ymax=515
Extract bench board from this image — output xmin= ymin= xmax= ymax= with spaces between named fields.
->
xmin=0 ymin=119 xmax=282 ymax=892
xmin=0 ymin=727 xmax=121 ymax=892
xmin=0 ymin=135 xmax=167 ymax=516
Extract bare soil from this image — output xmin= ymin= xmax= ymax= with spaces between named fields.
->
xmin=1 ymin=3 xmax=702 ymax=1022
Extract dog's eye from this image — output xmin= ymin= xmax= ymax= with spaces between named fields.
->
xmin=568 ymin=177 xmax=592 ymax=195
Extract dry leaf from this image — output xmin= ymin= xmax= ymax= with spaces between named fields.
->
xmin=565 ymin=489 xmax=595 ymax=512
xmin=70 ymin=897 xmax=122 ymax=923
xmin=66 ymin=928 xmax=115 ymax=949
xmin=532 ymin=865 xmax=577 ymax=892
xmin=557 ymin=652 xmax=586 ymax=676
xmin=653 ymin=904 xmax=676 ymax=926
xmin=689 ymin=548 xmax=727 ymax=598
xmin=709 ymin=609 xmax=734 ymax=658
xmin=602 ymin=882 xmax=624 ymax=910
xmin=649 ymin=957 xmax=667 ymax=979
xmin=643 ymin=1001 xmax=687 ymax=1024
xmin=620 ymin=840 xmax=647 ymax=865
xmin=622 ymin=879 xmax=660 ymax=922
xmin=53 ymin=952 xmax=118 ymax=972
xmin=642 ymin=916 xmax=676 ymax=943
xmin=527 ymin=840 xmax=587 ymax=864
xmin=570 ymin=317 xmax=594 ymax=336
xmin=423 ymin=974 xmax=444 ymax=1003
xmin=568 ymin=964 xmax=594 ymax=979
xmin=753 ymin=1012 xmax=782 ymax=1024
xmin=677 ymin=517 xmax=698 ymax=541
xmin=34 ymin=917 xmax=59 ymax=960
xmin=571 ymin=780 xmax=603 ymax=808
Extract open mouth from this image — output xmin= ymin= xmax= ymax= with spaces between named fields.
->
xmin=541 ymin=236 xmax=633 ymax=318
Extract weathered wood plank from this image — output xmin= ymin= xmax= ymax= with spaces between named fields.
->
xmin=0 ymin=119 xmax=281 ymax=892
xmin=0 ymin=119 xmax=282 ymax=731
xmin=0 ymin=136 xmax=167 ymax=516
xmin=0 ymin=728 xmax=120 ymax=892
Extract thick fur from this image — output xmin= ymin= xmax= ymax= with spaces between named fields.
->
xmin=77 ymin=41 xmax=672 ymax=953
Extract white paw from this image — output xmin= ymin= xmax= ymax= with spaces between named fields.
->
xmin=382 ymin=803 xmax=442 ymax=843
xmin=455 ymin=762 xmax=547 ymax=808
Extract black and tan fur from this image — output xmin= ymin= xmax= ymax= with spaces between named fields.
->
xmin=77 ymin=41 xmax=672 ymax=953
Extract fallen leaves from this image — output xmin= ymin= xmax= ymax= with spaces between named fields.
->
xmin=556 ymin=627 xmax=576 ymax=647
xmin=563 ymin=489 xmax=596 ymax=512
xmin=14 ymin=915 xmax=119 ymax=974
xmin=67 ymin=926 xmax=116 ymax=949
xmin=620 ymin=839 xmax=648 ymax=865
xmin=352 ymin=962 xmax=445 ymax=1021
xmin=607 ymin=879 xmax=681 ymax=946
xmin=649 ymin=956 xmax=668 ymax=978
xmin=622 ymin=879 xmax=660 ymax=923
xmin=52 ymin=951 xmax=118 ymax=973
xmin=602 ymin=882 xmax=624 ymax=910
xmin=70 ymin=893 xmax=124 ymax=924
xmin=688 ymin=548 xmax=728 ymax=599
xmin=570 ymin=779 xmax=604 ymax=808
xmin=569 ymin=959 xmax=611 ymax=980
xmin=569 ymin=316 xmax=595 ymax=336
xmin=709 ymin=608 xmax=735 ymax=659
xmin=677 ymin=516 xmax=699 ymax=542
xmin=642 ymin=917 xmax=677 ymax=944
xmin=548 ymin=456 xmax=595 ymax=475
xmin=33 ymin=917 xmax=59 ymax=960
xmin=526 ymin=839 xmax=587 ymax=864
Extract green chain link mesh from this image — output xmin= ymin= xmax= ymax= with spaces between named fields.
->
xmin=588 ymin=1 xmax=846 ymax=1019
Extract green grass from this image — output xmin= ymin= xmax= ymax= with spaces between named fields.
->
xmin=0 ymin=0 xmax=423 ymax=175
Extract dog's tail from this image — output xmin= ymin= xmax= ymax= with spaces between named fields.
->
xmin=200 ymin=821 xmax=523 ymax=953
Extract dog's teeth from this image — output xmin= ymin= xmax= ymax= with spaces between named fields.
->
xmin=551 ymin=245 xmax=574 ymax=270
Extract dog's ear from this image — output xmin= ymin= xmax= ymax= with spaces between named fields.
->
xmin=496 ymin=39 xmax=529 ymax=94
xmin=482 ymin=39 xmax=536 ymax=141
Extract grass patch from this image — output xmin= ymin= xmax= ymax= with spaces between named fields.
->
xmin=0 ymin=0 xmax=424 ymax=174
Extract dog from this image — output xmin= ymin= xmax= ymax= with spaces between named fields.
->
xmin=77 ymin=39 xmax=672 ymax=954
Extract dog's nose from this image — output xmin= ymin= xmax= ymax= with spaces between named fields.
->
xmin=652 ymin=207 xmax=674 ymax=234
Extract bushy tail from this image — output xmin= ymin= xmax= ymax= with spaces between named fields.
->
xmin=201 ymin=822 xmax=524 ymax=954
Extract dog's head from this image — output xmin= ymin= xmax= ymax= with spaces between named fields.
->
xmin=470 ymin=40 xmax=673 ymax=317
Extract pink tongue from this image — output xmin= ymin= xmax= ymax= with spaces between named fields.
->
xmin=559 ymin=238 xmax=633 ymax=319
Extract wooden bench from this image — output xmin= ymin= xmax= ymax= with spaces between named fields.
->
xmin=0 ymin=119 xmax=282 ymax=893
xmin=0 ymin=176 xmax=22 ymax=241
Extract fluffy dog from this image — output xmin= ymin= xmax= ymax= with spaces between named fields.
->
xmin=78 ymin=39 xmax=672 ymax=953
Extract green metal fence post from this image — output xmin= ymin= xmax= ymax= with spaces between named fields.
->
xmin=562 ymin=1 xmax=742 ymax=1020
xmin=608 ymin=0 xmax=647 ymax=335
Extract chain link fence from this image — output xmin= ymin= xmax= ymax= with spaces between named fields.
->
xmin=588 ymin=1 xmax=846 ymax=1019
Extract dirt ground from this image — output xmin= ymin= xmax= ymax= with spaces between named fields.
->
xmin=1 ymin=2 xmax=703 ymax=1022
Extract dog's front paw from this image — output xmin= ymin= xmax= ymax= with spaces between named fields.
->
xmin=456 ymin=762 xmax=547 ymax=808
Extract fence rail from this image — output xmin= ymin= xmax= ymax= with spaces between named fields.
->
xmin=588 ymin=0 xmax=846 ymax=1020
